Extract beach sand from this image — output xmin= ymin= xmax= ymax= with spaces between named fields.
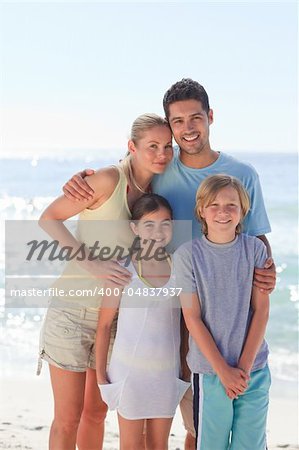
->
xmin=0 ymin=372 xmax=298 ymax=450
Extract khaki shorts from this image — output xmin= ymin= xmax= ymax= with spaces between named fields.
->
xmin=37 ymin=302 xmax=116 ymax=374
xmin=179 ymin=385 xmax=196 ymax=438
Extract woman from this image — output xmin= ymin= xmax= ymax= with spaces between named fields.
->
xmin=38 ymin=114 xmax=173 ymax=450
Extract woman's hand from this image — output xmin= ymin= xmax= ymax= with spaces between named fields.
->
xmin=84 ymin=259 xmax=132 ymax=287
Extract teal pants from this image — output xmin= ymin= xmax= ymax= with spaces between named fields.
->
xmin=193 ymin=366 xmax=271 ymax=450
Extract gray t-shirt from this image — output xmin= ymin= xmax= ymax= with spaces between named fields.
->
xmin=174 ymin=234 xmax=269 ymax=374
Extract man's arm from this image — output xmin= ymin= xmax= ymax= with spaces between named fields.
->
xmin=254 ymin=235 xmax=276 ymax=293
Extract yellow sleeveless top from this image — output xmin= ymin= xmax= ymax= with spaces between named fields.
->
xmin=51 ymin=166 xmax=134 ymax=308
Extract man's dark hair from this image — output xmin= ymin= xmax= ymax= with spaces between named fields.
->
xmin=163 ymin=78 xmax=210 ymax=119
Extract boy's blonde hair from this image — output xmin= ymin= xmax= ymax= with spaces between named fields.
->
xmin=195 ymin=174 xmax=250 ymax=235
xmin=120 ymin=114 xmax=170 ymax=193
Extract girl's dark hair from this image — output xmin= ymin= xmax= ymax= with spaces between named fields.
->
xmin=131 ymin=193 xmax=173 ymax=221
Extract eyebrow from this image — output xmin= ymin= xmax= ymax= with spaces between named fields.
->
xmin=147 ymin=140 xmax=172 ymax=145
xmin=170 ymin=112 xmax=204 ymax=122
xmin=143 ymin=219 xmax=171 ymax=224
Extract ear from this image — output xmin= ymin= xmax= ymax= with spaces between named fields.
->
xmin=128 ymin=140 xmax=136 ymax=155
xmin=208 ymin=109 xmax=213 ymax=125
xmin=130 ymin=221 xmax=139 ymax=236
xmin=198 ymin=207 xmax=205 ymax=218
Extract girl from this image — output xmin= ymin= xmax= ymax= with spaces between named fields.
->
xmin=175 ymin=174 xmax=271 ymax=450
xmin=38 ymin=114 xmax=173 ymax=450
xmin=96 ymin=194 xmax=190 ymax=450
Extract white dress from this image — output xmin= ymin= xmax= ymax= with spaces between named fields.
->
xmin=98 ymin=261 xmax=190 ymax=419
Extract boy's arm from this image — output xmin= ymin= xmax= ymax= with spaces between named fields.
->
xmin=96 ymin=290 xmax=121 ymax=384
xmin=254 ymin=235 xmax=276 ymax=293
xmin=181 ymin=293 xmax=249 ymax=397
xmin=238 ymin=286 xmax=270 ymax=374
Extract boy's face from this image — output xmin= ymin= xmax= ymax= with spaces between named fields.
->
xmin=200 ymin=186 xmax=242 ymax=238
xmin=167 ymin=99 xmax=213 ymax=156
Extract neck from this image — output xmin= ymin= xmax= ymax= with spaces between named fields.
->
xmin=179 ymin=144 xmax=219 ymax=169
xmin=130 ymin=159 xmax=153 ymax=191
xmin=206 ymin=231 xmax=237 ymax=244
xmin=134 ymin=245 xmax=168 ymax=263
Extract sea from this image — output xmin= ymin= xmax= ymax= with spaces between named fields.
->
xmin=0 ymin=151 xmax=298 ymax=400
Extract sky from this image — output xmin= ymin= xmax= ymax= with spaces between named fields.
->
xmin=0 ymin=1 xmax=297 ymax=157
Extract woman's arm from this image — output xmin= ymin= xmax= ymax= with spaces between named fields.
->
xmin=181 ymin=293 xmax=249 ymax=397
xmin=96 ymin=291 xmax=122 ymax=384
xmin=238 ymin=286 xmax=270 ymax=374
xmin=39 ymin=167 xmax=132 ymax=285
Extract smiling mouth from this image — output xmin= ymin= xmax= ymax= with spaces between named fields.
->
xmin=182 ymin=134 xmax=199 ymax=142
xmin=215 ymin=220 xmax=231 ymax=224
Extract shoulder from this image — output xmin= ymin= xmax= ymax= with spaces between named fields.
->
xmin=239 ymin=234 xmax=267 ymax=253
xmin=174 ymin=238 xmax=200 ymax=260
xmin=86 ymin=166 xmax=120 ymax=194
xmin=84 ymin=166 xmax=122 ymax=208
xmin=175 ymin=239 xmax=192 ymax=255
xmin=219 ymin=153 xmax=259 ymax=181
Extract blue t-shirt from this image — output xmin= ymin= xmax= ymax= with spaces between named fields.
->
xmin=152 ymin=148 xmax=271 ymax=239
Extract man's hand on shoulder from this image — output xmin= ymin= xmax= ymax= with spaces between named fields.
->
xmin=254 ymin=257 xmax=276 ymax=294
xmin=63 ymin=169 xmax=95 ymax=201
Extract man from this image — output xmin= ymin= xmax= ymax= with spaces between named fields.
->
xmin=63 ymin=79 xmax=276 ymax=449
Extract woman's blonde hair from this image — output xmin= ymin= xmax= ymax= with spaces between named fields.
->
xmin=120 ymin=113 xmax=170 ymax=193
xmin=195 ymin=174 xmax=250 ymax=235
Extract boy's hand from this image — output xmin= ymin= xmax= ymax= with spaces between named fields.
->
xmin=237 ymin=359 xmax=252 ymax=377
xmin=253 ymin=257 xmax=276 ymax=293
xmin=218 ymin=365 xmax=249 ymax=397
xmin=63 ymin=169 xmax=95 ymax=201
xmin=225 ymin=388 xmax=239 ymax=400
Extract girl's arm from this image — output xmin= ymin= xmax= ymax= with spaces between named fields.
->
xmin=96 ymin=291 xmax=122 ymax=384
xmin=181 ymin=293 xmax=249 ymax=397
xmin=180 ymin=314 xmax=191 ymax=381
xmin=39 ymin=168 xmax=131 ymax=284
xmin=238 ymin=286 xmax=270 ymax=374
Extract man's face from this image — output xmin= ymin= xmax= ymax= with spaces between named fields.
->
xmin=168 ymin=99 xmax=213 ymax=156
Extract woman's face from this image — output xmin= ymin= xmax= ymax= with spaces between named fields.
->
xmin=129 ymin=125 xmax=173 ymax=175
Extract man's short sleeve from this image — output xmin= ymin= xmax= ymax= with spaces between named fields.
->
xmin=242 ymin=168 xmax=271 ymax=236
xmin=254 ymin=238 xmax=268 ymax=269
xmin=173 ymin=241 xmax=196 ymax=294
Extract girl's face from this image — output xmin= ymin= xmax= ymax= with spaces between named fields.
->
xmin=129 ymin=125 xmax=173 ymax=175
xmin=131 ymin=207 xmax=173 ymax=252
xmin=200 ymin=186 xmax=242 ymax=237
